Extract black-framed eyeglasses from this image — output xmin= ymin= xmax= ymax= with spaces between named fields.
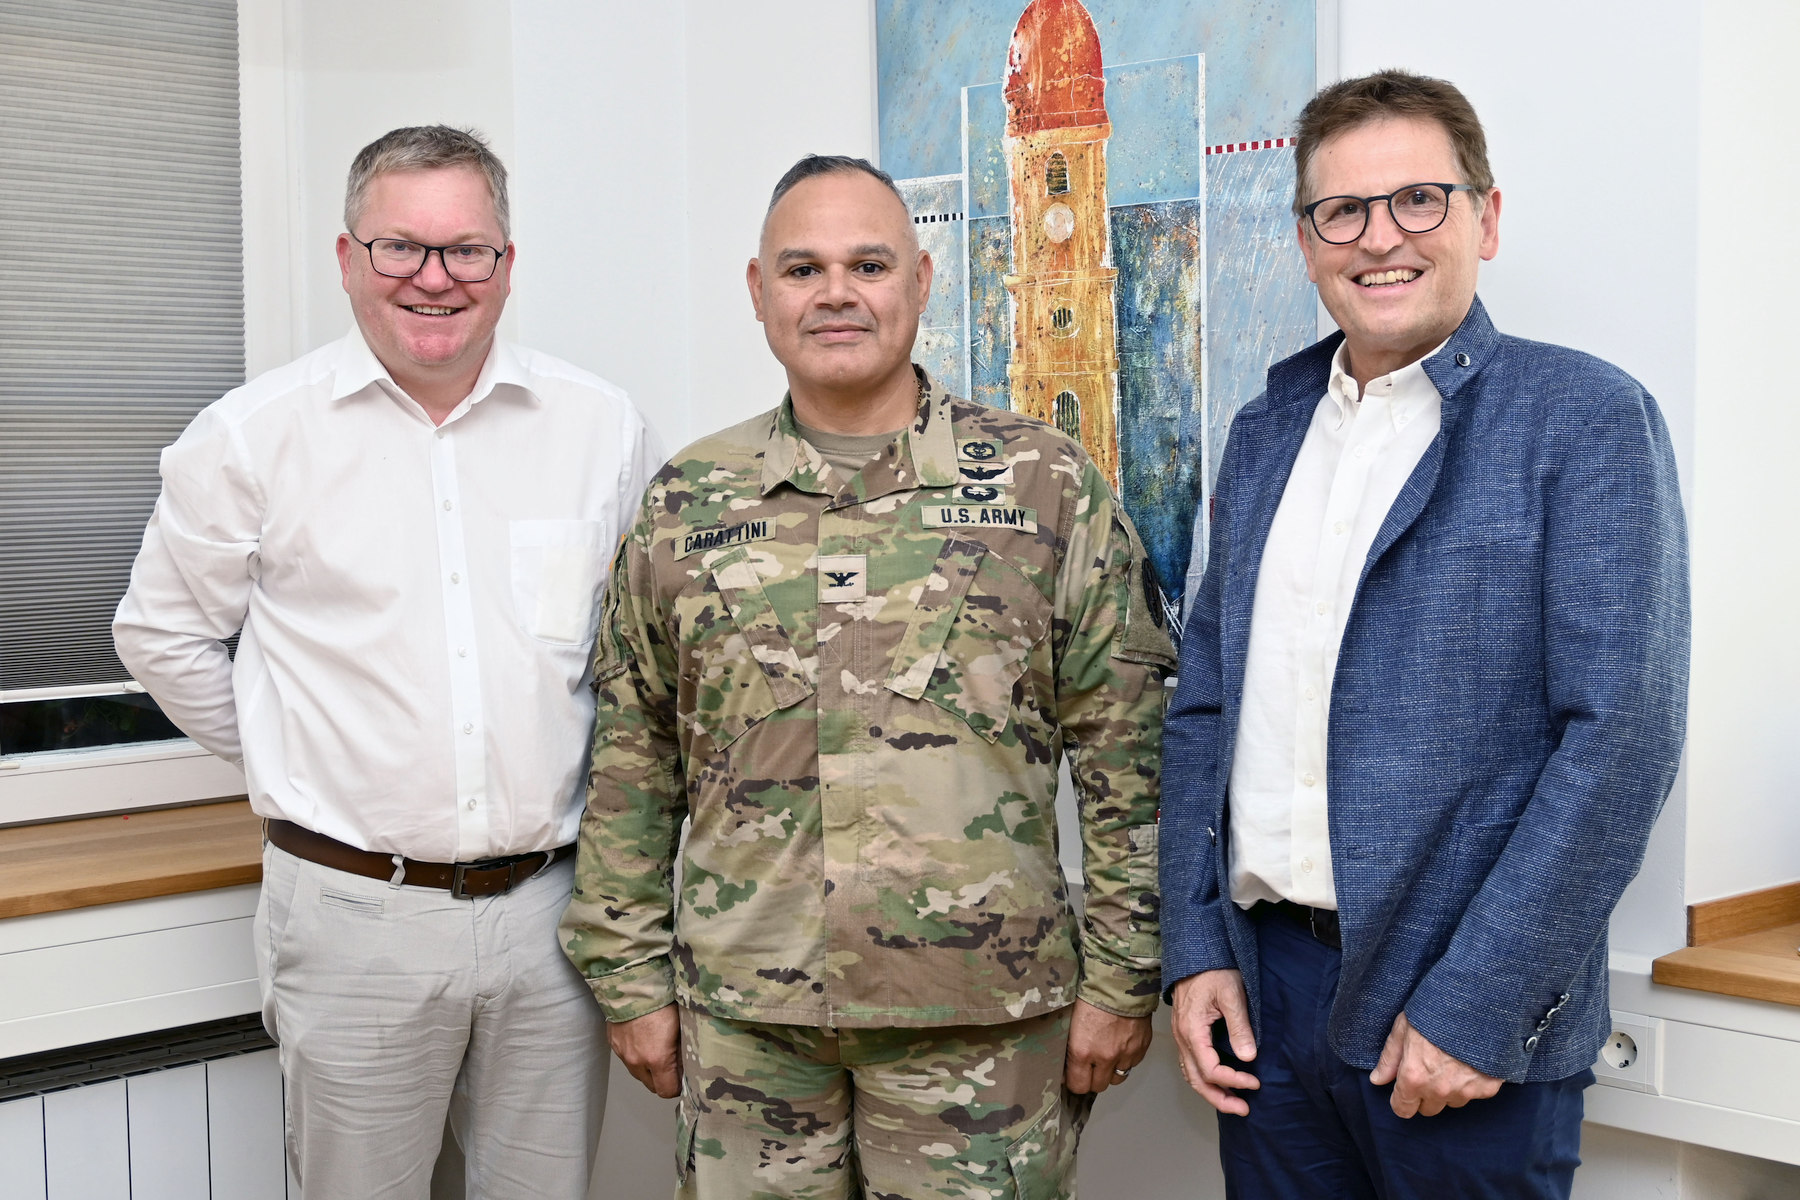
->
xmin=1302 ymin=183 xmax=1475 ymax=245
xmin=349 ymin=233 xmax=506 ymax=282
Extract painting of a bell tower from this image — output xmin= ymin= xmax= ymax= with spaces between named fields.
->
xmin=1001 ymin=0 xmax=1121 ymax=488
xmin=879 ymin=0 xmax=1320 ymax=613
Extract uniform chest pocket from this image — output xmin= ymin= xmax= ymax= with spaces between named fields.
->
xmin=885 ymin=536 xmax=1051 ymax=743
xmin=686 ymin=548 xmax=815 ymax=751
xmin=511 ymin=519 xmax=610 ymax=645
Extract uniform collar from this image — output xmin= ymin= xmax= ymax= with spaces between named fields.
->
xmin=759 ymin=366 xmax=960 ymax=499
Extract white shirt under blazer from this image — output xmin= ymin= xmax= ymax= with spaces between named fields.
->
xmin=115 ymin=329 xmax=659 ymax=863
xmin=1228 ymin=340 xmax=1444 ymax=910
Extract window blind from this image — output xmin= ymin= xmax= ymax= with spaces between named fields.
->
xmin=0 ymin=0 xmax=244 ymax=692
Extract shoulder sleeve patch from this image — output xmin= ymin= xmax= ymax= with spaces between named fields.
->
xmin=1114 ymin=509 xmax=1177 ymax=669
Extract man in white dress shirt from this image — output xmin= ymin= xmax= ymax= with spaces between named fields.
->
xmin=115 ymin=125 xmax=657 ymax=1199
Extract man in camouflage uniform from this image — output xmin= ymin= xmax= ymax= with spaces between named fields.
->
xmin=561 ymin=155 xmax=1174 ymax=1199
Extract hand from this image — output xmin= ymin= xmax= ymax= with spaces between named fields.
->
xmin=1170 ymin=969 xmax=1260 ymax=1115
xmin=608 ymin=1004 xmax=681 ymax=1099
xmin=1063 ymin=999 xmax=1152 ymax=1094
xmin=1369 ymin=1011 xmax=1502 ymax=1118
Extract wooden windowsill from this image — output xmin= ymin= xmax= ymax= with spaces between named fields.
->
xmin=0 ymin=800 xmax=262 ymax=920
xmin=1651 ymin=881 xmax=1800 ymax=1008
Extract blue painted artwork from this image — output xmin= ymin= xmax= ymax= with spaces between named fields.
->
xmin=878 ymin=0 xmax=1320 ymax=614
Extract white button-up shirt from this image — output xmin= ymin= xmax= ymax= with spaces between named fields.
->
xmin=1228 ymin=341 xmax=1445 ymax=910
xmin=115 ymin=329 xmax=659 ymax=862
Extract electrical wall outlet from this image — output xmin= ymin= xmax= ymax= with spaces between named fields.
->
xmin=1591 ymin=1011 xmax=1663 ymax=1094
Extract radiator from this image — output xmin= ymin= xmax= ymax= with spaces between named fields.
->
xmin=0 ymin=1015 xmax=287 ymax=1200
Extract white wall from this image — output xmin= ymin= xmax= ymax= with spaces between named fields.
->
xmin=1685 ymin=0 xmax=1800 ymax=903
xmin=508 ymin=0 xmax=877 ymax=457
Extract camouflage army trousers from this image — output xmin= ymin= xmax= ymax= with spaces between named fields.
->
xmin=673 ymin=1005 xmax=1090 ymax=1200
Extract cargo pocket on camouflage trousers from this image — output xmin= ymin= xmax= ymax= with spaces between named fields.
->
xmin=690 ymin=547 xmax=815 ymax=751
xmin=886 ymin=536 xmax=1050 ymax=742
xmin=1004 ymin=1088 xmax=1093 ymax=1199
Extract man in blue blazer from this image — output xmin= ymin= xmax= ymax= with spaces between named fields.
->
xmin=1160 ymin=70 xmax=1689 ymax=1198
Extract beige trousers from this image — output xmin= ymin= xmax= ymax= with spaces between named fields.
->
xmin=255 ymin=842 xmax=608 ymax=1199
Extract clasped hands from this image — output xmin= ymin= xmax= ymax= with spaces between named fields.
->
xmin=1171 ymin=969 xmax=1502 ymax=1118
xmin=608 ymin=997 xmax=1151 ymax=1100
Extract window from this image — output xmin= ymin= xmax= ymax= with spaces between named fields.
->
xmin=1054 ymin=390 xmax=1081 ymax=440
xmin=0 ymin=2 xmax=244 ymax=765
xmin=1050 ymin=304 xmax=1077 ymax=337
xmin=1046 ymin=151 xmax=1070 ymax=195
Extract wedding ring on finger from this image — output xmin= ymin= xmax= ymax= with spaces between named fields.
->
xmin=1112 ymin=1068 xmax=1131 ymax=1079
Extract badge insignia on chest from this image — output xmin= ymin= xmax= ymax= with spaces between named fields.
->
xmin=958 ymin=461 xmax=1014 ymax=486
xmin=957 ymin=484 xmax=1004 ymax=504
xmin=957 ymin=438 xmax=1002 ymax=462
xmin=817 ymin=554 xmax=869 ymax=602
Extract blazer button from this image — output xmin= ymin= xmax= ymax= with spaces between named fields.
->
xmin=1524 ymin=1035 xmax=1540 ymax=1052
xmin=1454 ymin=351 xmax=1471 ymax=367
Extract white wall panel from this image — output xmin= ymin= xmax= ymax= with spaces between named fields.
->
xmin=208 ymin=1049 xmax=288 ymax=1200
xmin=509 ymin=1 xmax=692 ymax=460
xmin=0 ymin=917 xmax=258 ymax=1059
xmin=44 ymin=1079 xmax=129 ymax=1199
xmin=128 ymin=1064 xmax=212 ymax=1200
xmin=0 ymin=1096 xmax=47 ymax=1200
xmin=1685 ymin=0 xmax=1800 ymax=903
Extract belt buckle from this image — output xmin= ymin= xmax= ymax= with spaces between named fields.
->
xmin=451 ymin=858 xmax=510 ymax=900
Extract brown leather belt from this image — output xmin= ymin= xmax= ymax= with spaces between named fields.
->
xmin=266 ymin=819 xmax=574 ymax=899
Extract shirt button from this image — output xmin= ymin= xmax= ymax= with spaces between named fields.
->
xmin=1300 ymin=857 xmax=1314 ymax=873
xmin=442 ymin=500 xmax=453 ymax=512
xmin=1355 ymin=446 xmax=1371 ymax=460
xmin=467 ymin=798 xmax=477 ymax=810
xmin=462 ymin=722 xmax=474 ymax=734
xmin=1302 ymin=773 xmax=1316 ymax=787
xmin=1315 ymin=601 xmax=1328 ymax=616
xmin=1524 ymin=1035 xmax=1540 ymax=1052
xmin=1304 ymin=686 xmax=1317 ymax=701
xmin=450 ymin=572 xmax=461 ymax=584
xmin=457 ymin=647 xmax=468 ymax=658
xmin=1333 ymin=521 xmax=1347 ymax=535
xmin=1455 ymin=351 xmax=1472 ymax=367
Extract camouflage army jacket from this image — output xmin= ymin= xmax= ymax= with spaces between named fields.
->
xmin=561 ymin=372 xmax=1175 ymax=1028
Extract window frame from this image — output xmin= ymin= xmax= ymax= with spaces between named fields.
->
xmin=0 ymin=0 xmax=295 ymax=824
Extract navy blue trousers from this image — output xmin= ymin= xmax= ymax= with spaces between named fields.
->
xmin=1215 ymin=908 xmax=1591 ymax=1200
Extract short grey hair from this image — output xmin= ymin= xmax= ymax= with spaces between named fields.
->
xmin=344 ymin=125 xmax=511 ymax=241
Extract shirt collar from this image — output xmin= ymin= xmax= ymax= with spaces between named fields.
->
xmin=758 ymin=366 xmax=959 ymax=498
xmin=1324 ymin=337 xmax=1448 ymax=432
xmin=329 ymin=326 xmax=537 ymax=420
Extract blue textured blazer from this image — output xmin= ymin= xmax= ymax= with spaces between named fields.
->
xmin=1160 ymin=298 xmax=1690 ymax=1083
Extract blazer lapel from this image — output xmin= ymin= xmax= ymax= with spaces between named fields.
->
xmin=1219 ymin=338 xmax=1339 ymax=697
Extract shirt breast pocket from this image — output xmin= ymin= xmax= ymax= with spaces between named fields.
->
xmin=685 ymin=548 xmax=815 ymax=752
xmin=885 ymin=536 xmax=1051 ymax=743
xmin=510 ymin=519 xmax=610 ymax=645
